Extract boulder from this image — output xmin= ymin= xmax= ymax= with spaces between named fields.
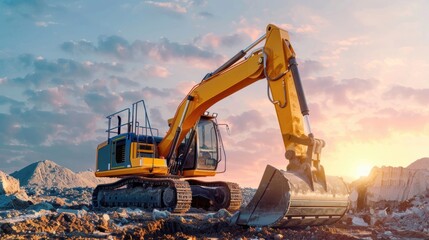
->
xmin=57 ymin=208 xmax=88 ymax=218
xmin=350 ymin=160 xmax=429 ymax=210
xmin=366 ymin=166 xmax=429 ymax=203
xmin=0 ymin=191 xmax=32 ymax=210
xmin=152 ymin=209 xmax=170 ymax=220
xmin=0 ymin=171 xmax=20 ymax=195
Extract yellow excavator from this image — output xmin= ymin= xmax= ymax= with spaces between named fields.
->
xmin=93 ymin=24 xmax=349 ymax=227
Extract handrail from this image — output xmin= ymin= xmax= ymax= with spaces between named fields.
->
xmin=106 ymin=108 xmax=130 ymax=140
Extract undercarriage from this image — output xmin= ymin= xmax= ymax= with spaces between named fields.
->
xmin=92 ymin=177 xmax=242 ymax=213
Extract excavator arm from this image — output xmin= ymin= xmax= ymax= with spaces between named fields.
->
xmin=160 ymin=24 xmax=310 ymax=168
xmin=158 ymin=24 xmax=349 ymax=227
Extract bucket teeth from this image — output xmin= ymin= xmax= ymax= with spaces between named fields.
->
xmin=234 ymin=165 xmax=349 ymax=227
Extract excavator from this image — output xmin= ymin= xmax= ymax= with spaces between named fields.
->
xmin=93 ymin=24 xmax=349 ymax=227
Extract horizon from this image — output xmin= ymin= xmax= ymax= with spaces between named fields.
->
xmin=4 ymin=157 xmax=429 ymax=188
xmin=1 ymin=1 xmax=428 ymax=188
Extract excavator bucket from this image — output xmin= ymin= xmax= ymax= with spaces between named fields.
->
xmin=233 ymin=165 xmax=349 ymax=227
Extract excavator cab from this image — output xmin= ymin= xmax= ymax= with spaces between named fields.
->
xmin=95 ymin=101 xmax=223 ymax=179
xmin=178 ymin=116 xmax=221 ymax=174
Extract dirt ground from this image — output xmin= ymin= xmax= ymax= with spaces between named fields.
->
xmin=1 ymin=186 xmax=429 ymax=239
xmin=1 ymin=208 xmax=428 ymax=239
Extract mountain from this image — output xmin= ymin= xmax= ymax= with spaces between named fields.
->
xmin=406 ymin=157 xmax=429 ymax=170
xmin=11 ymin=160 xmax=115 ymax=189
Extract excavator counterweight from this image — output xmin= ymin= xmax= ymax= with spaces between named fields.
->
xmin=93 ymin=24 xmax=350 ymax=228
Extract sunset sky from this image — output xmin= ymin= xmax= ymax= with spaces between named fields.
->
xmin=1 ymin=0 xmax=428 ymax=187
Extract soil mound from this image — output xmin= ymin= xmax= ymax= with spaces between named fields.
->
xmin=11 ymin=160 xmax=115 ymax=189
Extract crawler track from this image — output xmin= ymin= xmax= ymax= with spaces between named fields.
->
xmin=187 ymin=180 xmax=243 ymax=212
xmin=92 ymin=176 xmax=192 ymax=213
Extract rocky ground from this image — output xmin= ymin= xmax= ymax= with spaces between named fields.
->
xmin=1 ymin=159 xmax=429 ymax=239
xmin=0 ymin=186 xmax=428 ymax=239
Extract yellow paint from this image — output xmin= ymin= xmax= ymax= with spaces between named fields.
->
xmin=182 ymin=169 xmax=216 ymax=177
xmin=95 ymin=157 xmax=168 ymax=177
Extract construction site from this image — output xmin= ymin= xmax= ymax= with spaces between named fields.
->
xmin=1 ymin=158 xmax=429 ymax=239
xmin=1 ymin=1 xmax=429 ymax=239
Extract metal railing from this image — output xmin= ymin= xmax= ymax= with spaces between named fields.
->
xmin=105 ymin=100 xmax=159 ymax=147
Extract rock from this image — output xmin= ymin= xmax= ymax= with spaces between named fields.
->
xmin=204 ymin=213 xmax=215 ymax=220
xmin=274 ymin=233 xmax=284 ymax=240
xmin=214 ymin=208 xmax=232 ymax=219
xmin=377 ymin=208 xmax=388 ymax=218
xmin=175 ymin=216 xmax=186 ymax=223
xmin=406 ymin=158 xmax=429 ymax=170
xmin=27 ymin=202 xmax=54 ymax=211
xmin=366 ymin=167 xmax=429 ymax=203
xmin=1 ymin=223 xmax=15 ymax=234
xmin=0 ymin=191 xmax=32 ymax=210
xmin=52 ymin=197 xmax=66 ymax=207
xmin=57 ymin=208 xmax=87 ymax=218
xmin=206 ymin=209 xmax=232 ymax=220
xmin=352 ymin=216 xmax=368 ymax=227
xmin=152 ymin=209 xmax=170 ymax=220
xmin=116 ymin=208 xmax=128 ymax=218
xmin=102 ymin=213 xmax=110 ymax=221
xmin=0 ymin=171 xmax=20 ymax=195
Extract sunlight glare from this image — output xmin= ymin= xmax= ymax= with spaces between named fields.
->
xmin=356 ymin=164 xmax=373 ymax=178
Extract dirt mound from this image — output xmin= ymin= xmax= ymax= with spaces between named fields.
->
xmin=11 ymin=160 xmax=88 ymax=189
xmin=75 ymin=171 xmax=117 ymax=188
xmin=10 ymin=160 xmax=115 ymax=189
xmin=407 ymin=157 xmax=429 ymax=170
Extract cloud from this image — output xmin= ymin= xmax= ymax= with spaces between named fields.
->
xmin=145 ymin=0 xmax=187 ymax=14
xmin=279 ymin=23 xmax=316 ymax=34
xmin=384 ymin=85 xmax=429 ymax=105
xmin=226 ymin=110 xmax=265 ymax=134
xmin=198 ymin=11 xmax=213 ymax=18
xmin=143 ymin=37 xmax=223 ymax=67
xmin=0 ymin=0 xmax=49 ymax=19
xmin=194 ymin=33 xmax=248 ymax=49
xmin=60 ymin=39 xmax=97 ymax=54
xmin=237 ymin=27 xmax=262 ymax=41
xmin=61 ymin=36 xmax=224 ymax=68
xmin=354 ymin=108 xmax=429 ymax=139
xmin=142 ymin=65 xmax=170 ymax=78
xmin=5 ymin=57 xmax=93 ymax=87
xmin=0 ymin=95 xmax=23 ymax=107
xmin=24 ymin=87 xmax=69 ymax=110
xmin=233 ymin=17 xmax=263 ymax=41
xmin=0 ymin=106 xmax=100 ymax=148
xmin=305 ymin=76 xmax=377 ymax=107
xmin=298 ymin=59 xmax=326 ymax=78
xmin=149 ymin=108 xmax=167 ymax=133
xmin=365 ymin=57 xmax=405 ymax=70
xmin=84 ymin=92 xmax=124 ymax=115
xmin=35 ymin=21 xmax=57 ymax=27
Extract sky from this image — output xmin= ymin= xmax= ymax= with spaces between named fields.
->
xmin=1 ymin=0 xmax=428 ymax=187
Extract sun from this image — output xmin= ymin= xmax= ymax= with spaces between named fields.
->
xmin=355 ymin=164 xmax=373 ymax=178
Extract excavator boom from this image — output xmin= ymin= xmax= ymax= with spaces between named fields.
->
xmin=93 ymin=24 xmax=350 ymax=228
